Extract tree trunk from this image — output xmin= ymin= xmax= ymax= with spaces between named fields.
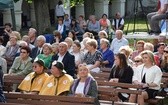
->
xmin=84 ymin=0 xmax=95 ymax=20
xmin=34 ymin=0 xmax=51 ymax=35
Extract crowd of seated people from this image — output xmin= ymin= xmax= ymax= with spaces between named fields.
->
xmin=0 ymin=11 xmax=167 ymax=105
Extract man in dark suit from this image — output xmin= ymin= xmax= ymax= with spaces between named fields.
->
xmin=30 ymin=35 xmax=46 ymax=61
xmin=52 ymin=42 xmax=75 ymax=77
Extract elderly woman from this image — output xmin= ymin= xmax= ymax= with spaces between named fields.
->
xmin=83 ymin=39 xmax=103 ymax=73
xmin=129 ymin=50 xmax=162 ymax=105
xmin=15 ymin=40 xmax=28 ymax=57
xmin=133 ymin=55 xmax=143 ymax=68
xmin=51 ymin=42 xmax=59 ymax=55
xmin=99 ymin=38 xmax=114 ymax=68
xmin=39 ymin=61 xmax=74 ymax=96
xmin=18 ymin=59 xmax=49 ymax=94
xmin=97 ymin=30 xmax=108 ymax=49
xmin=119 ymin=45 xmax=133 ymax=66
xmin=99 ymin=14 xmax=111 ymax=33
xmin=35 ymin=43 xmax=52 ymax=69
xmin=8 ymin=46 xmax=32 ymax=76
xmin=131 ymin=40 xmax=145 ymax=61
xmin=160 ymin=46 xmax=168 ymax=72
xmin=71 ymin=41 xmax=84 ymax=67
xmin=109 ymin=53 xmax=133 ymax=101
xmin=64 ymin=37 xmax=74 ymax=53
xmin=69 ymin=64 xmax=99 ymax=105
xmin=144 ymin=42 xmax=160 ymax=66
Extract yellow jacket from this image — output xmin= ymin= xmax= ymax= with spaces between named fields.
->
xmin=18 ymin=72 xmax=49 ymax=92
xmin=39 ymin=74 xmax=73 ymax=96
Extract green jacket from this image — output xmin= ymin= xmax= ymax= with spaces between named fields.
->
xmin=9 ymin=57 xmax=33 ymax=76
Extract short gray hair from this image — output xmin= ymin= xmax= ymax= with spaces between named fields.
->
xmin=37 ymin=35 xmax=46 ymax=43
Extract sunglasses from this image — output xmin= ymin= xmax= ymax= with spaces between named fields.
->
xmin=164 ymin=50 xmax=168 ymax=53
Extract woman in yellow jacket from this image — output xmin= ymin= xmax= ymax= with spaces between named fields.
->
xmin=18 ymin=59 xmax=49 ymax=94
xmin=39 ymin=61 xmax=74 ymax=96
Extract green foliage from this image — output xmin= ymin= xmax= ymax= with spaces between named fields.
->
xmin=70 ymin=0 xmax=84 ymax=7
xmin=14 ymin=0 xmax=32 ymax=3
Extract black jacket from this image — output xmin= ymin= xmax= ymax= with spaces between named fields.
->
xmin=52 ymin=52 xmax=75 ymax=77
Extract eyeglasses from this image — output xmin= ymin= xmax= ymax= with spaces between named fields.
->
xmin=164 ymin=50 xmax=168 ymax=53
xmin=134 ymin=60 xmax=141 ymax=63
xmin=20 ymin=51 xmax=27 ymax=53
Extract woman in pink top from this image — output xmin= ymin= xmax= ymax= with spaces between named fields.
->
xmin=99 ymin=14 xmax=111 ymax=33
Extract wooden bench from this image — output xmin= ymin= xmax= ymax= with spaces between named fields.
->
xmin=98 ymin=86 xmax=118 ymax=105
xmin=90 ymin=72 xmax=110 ymax=81
xmin=100 ymin=67 xmax=111 ymax=73
xmin=97 ymin=81 xmax=142 ymax=105
xmin=4 ymin=93 xmax=95 ymax=105
xmin=3 ymin=75 xmax=25 ymax=92
xmin=0 ymin=103 xmax=30 ymax=105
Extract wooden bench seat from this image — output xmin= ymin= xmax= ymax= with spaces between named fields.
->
xmin=96 ymin=81 xmax=142 ymax=105
xmin=4 ymin=93 xmax=95 ymax=105
xmin=90 ymin=72 xmax=110 ymax=81
xmin=0 ymin=103 xmax=30 ymax=105
xmin=3 ymin=75 xmax=25 ymax=92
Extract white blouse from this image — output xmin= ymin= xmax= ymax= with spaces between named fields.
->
xmin=133 ymin=64 xmax=162 ymax=90
xmin=75 ymin=82 xmax=85 ymax=94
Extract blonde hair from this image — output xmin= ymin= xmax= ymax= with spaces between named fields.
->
xmin=43 ymin=43 xmax=52 ymax=51
xmin=11 ymin=31 xmax=21 ymax=40
xmin=144 ymin=42 xmax=154 ymax=52
xmin=98 ymin=30 xmax=108 ymax=38
xmin=65 ymin=37 xmax=73 ymax=46
xmin=86 ymin=39 xmax=98 ymax=49
xmin=119 ymin=45 xmax=133 ymax=58
xmin=140 ymin=50 xmax=155 ymax=65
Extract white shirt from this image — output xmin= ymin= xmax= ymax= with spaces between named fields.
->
xmin=112 ymin=19 xmax=124 ymax=29
xmin=57 ymin=53 xmax=66 ymax=62
xmin=75 ymin=82 xmax=85 ymax=94
xmin=38 ymin=47 xmax=43 ymax=54
xmin=71 ymin=52 xmax=84 ymax=65
xmin=110 ymin=37 xmax=128 ymax=54
xmin=55 ymin=4 xmax=65 ymax=16
xmin=0 ymin=45 xmax=6 ymax=56
xmin=58 ymin=24 xmax=64 ymax=34
xmin=133 ymin=64 xmax=162 ymax=90
xmin=160 ymin=0 xmax=168 ymax=12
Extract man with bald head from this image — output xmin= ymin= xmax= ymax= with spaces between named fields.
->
xmin=52 ymin=42 xmax=75 ymax=77
xmin=110 ymin=30 xmax=128 ymax=54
